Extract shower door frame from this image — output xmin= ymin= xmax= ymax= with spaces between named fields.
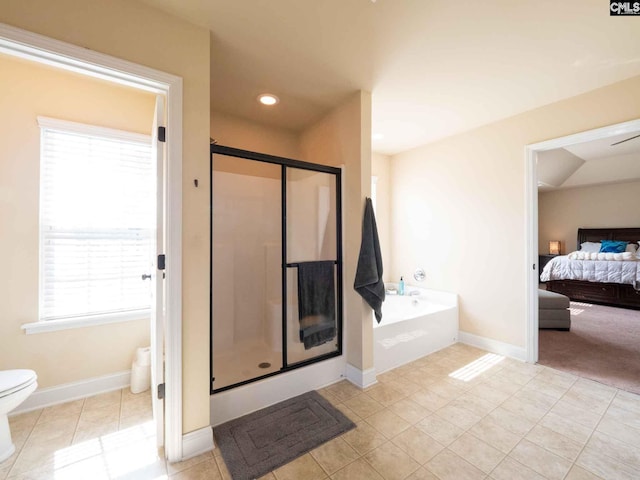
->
xmin=210 ymin=144 xmax=343 ymax=394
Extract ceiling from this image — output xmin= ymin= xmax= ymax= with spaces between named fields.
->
xmin=537 ymin=130 xmax=640 ymax=191
xmin=140 ymin=0 xmax=640 ymax=155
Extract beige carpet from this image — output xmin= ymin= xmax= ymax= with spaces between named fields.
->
xmin=539 ymin=301 xmax=640 ymax=395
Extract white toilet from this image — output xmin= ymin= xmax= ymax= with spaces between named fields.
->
xmin=0 ymin=370 xmax=37 ymax=463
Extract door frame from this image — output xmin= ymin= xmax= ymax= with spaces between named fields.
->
xmin=0 ymin=23 xmax=184 ymax=461
xmin=524 ymin=118 xmax=640 ymax=363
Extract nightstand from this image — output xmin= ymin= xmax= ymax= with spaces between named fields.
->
xmin=539 ymin=254 xmax=558 ymax=278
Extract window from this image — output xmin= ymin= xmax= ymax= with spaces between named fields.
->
xmin=36 ymin=117 xmax=154 ymax=326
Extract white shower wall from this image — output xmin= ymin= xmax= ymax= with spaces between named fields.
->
xmin=213 ymin=170 xmax=281 ymax=353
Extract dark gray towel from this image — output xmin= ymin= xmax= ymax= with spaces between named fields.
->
xmin=300 ymin=320 xmax=335 ymax=350
xmin=354 ymin=198 xmax=385 ymax=323
xmin=297 ymin=261 xmax=336 ymax=350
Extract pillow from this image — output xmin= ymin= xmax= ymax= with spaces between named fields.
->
xmin=580 ymin=241 xmax=601 ymax=253
xmin=626 ymin=243 xmax=638 ymax=254
xmin=599 ymin=240 xmax=628 ymax=253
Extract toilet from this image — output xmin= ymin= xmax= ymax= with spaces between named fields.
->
xmin=0 ymin=370 xmax=37 ymax=463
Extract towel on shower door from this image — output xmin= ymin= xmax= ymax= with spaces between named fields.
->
xmin=297 ymin=261 xmax=336 ymax=350
xmin=354 ymin=197 xmax=385 ymax=323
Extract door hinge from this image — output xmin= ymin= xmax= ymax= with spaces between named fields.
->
xmin=157 ymin=383 xmax=165 ymax=400
xmin=158 ymin=126 xmax=166 ymax=143
xmin=158 ymin=254 xmax=166 ymax=270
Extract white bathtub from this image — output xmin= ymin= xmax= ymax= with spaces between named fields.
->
xmin=373 ymin=286 xmax=458 ymax=374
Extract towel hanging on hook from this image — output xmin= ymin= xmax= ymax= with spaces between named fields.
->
xmin=354 ymin=197 xmax=385 ymax=323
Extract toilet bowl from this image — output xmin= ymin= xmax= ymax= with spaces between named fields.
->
xmin=0 ymin=370 xmax=37 ymax=463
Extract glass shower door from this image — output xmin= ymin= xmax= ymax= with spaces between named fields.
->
xmin=211 ymin=155 xmax=282 ymax=390
xmin=285 ymin=167 xmax=340 ymax=365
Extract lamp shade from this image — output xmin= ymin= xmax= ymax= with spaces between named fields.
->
xmin=549 ymin=241 xmax=561 ymax=255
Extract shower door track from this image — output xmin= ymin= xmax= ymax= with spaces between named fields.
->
xmin=210 ymin=144 xmax=343 ymax=394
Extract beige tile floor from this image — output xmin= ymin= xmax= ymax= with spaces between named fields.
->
xmin=3 ymin=344 xmax=640 ymax=479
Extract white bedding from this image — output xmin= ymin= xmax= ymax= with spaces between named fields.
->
xmin=567 ymin=250 xmax=636 ymax=261
xmin=540 ymin=255 xmax=640 ymax=285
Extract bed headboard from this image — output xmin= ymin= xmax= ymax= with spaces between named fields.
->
xmin=577 ymin=228 xmax=640 ymax=250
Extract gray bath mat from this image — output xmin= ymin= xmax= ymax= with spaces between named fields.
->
xmin=214 ymin=390 xmax=356 ymax=480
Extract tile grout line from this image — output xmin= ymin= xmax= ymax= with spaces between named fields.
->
xmin=557 ymin=390 xmax=614 ymax=480
xmin=453 ymin=369 xmax=543 ymax=479
xmin=117 ymin=387 xmax=125 ymax=431
xmin=494 ymin=368 xmax=578 ymax=480
xmin=568 ymin=389 xmax=635 ymax=479
xmin=71 ymin=397 xmax=88 ymax=445
xmin=347 ymin=355 xmax=507 ymax=479
xmin=510 ymin=367 xmax=614 ymax=479
xmin=434 ymin=363 xmax=578 ymax=479
xmin=493 ymin=366 xmax=634 ymax=480
xmin=392 ymin=356 xmax=596 ymax=478
xmin=5 ymin=408 xmax=43 ymax=478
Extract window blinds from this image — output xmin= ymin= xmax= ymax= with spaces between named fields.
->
xmin=38 ymin=118 xmax=154 ymax=322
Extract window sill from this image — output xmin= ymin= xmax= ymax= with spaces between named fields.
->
xmin=22 ymin=310 xmax=150 ymax=335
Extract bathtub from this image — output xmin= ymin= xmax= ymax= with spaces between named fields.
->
xmin=373 ymin=286 xmax=458 ymax=374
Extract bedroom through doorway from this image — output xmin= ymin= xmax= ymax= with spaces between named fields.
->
xmin=526 ymin=119 xmax=640 ymax=395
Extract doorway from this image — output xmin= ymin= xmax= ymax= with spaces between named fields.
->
xmin=525 ymin=118 xmax=640 ymax=372
xmin=0 ymin=23 xmax=184 ymax=461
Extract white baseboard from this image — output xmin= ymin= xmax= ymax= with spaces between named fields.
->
xmin=458 ymin=331 xmax=527 ymax=362
xmin=181 ymin=426 xmax=214 ymax=460
xmin=10 ymin=371 xmax=131 ymax=415
xmin=345 ymin=364 xmax=377 ymax=389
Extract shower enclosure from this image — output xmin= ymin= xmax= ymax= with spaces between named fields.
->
xmin=210 ymin=145 xmax=343 ymax=393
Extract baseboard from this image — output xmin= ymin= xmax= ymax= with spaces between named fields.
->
xmin=345 ymin=363 xmax=377 ymax=389
xmin=458 ymin=331 xmax=527 ymax=362
xmin=182 ymin=426 xmax=214 ymax=460
xmin=10 ymin=370 xmax=131 ymax=415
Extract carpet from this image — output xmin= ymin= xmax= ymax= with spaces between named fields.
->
xmin=214 ymin=390 xmax=356 ymax=480
xmin=539 ymin=301 xmax=640 ymax=394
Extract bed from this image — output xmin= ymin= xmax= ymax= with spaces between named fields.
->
xmin=541 ymin=228 xmax=640 ymax=310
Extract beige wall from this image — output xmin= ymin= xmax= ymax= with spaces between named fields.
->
xmin=1 ymin=0 xmax=211 ymax=434
xmin=391 ymin=75 xmax=640 ymax=348
xmin=372 ymin=153 xmax=392 ymax=283
xmin=0 ymin=54 xmax=153 ymax=388
xmin=211 ymin=111 xmax=300 ymax=159
xmin=300 ymin=91 xmax=373 ymax=372
xmin=539 ymin=180 xmax=640 ymax=254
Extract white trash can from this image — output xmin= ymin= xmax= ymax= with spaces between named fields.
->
xmin=130 ymin=346 xmax=151 ymax=394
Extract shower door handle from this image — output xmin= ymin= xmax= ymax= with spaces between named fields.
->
xmin=141 ymin=273 xmax=152 ymax=280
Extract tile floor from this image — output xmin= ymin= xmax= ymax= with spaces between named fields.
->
xmin=3 ymin=343 xmax=640 ymax=479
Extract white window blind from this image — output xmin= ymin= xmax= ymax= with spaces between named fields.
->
xmin=38 ymin=117 xmax=154 ymax=322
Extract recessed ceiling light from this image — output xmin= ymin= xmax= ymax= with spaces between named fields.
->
xmin=372 ymin=133 xmax=384 ymax=140
xmin=258 ymin=94 xmax=279 ymax=106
